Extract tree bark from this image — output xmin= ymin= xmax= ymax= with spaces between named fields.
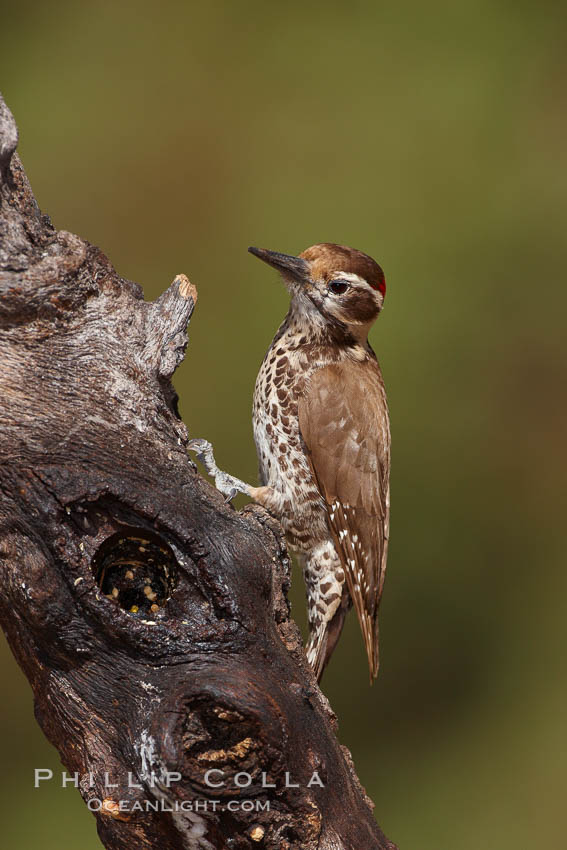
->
xmin=0 ymin=93 xmax=397 ymax=850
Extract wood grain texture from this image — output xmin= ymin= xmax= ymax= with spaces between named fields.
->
xmin=0 ymin=93 xmax=397 ymax=850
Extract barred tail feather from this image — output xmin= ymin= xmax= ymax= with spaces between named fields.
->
xmin=306 ymin=626 xmax=328 ymax=682
xmin=306 ymin=602 xmax=349 ymax=683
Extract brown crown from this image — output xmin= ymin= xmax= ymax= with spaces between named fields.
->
xmin=299 ymin=243 xmax=385 ymax=291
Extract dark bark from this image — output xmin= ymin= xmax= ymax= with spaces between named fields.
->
xmin=0 ymin=93 xmax=397 ymax=850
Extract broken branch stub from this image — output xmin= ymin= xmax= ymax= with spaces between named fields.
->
xmin=0 ymin=93 xmax=397 ymax=850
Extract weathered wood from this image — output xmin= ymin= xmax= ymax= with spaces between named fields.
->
xmin=0 ymin=93 xmax=397 ymax=850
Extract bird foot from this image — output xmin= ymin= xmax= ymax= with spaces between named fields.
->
xmin=187 ymin=438 xmax=251 ymax=502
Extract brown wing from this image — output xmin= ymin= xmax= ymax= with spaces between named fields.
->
xmin=298 ymin=357 xmax=390 ymax=679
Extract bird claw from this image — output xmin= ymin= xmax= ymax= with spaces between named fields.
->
xmin=187 ymin=438 xmax=210 ymax=460
xmin=187 ymin=438 xmax=209 ymax=450
xmin=188 ymin=438 xmax=250 ymax=501
xmin=223 ymin=487 xmax=239 ymax=504
xmin=214 ymin=472 xmax=244 ymax=501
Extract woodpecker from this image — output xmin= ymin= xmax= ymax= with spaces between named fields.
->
xmin=189 ymin=243 xmax=390 ymax=682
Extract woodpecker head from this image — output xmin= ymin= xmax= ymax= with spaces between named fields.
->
xmin=248 ymin=243 xmax=386 ymax=342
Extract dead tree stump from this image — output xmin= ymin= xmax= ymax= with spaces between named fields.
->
xmin=0 ymin=93 xmax=397 ymax=850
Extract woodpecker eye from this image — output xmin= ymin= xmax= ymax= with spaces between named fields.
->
xmin=328 ymin=280 xmax=349 ymax=295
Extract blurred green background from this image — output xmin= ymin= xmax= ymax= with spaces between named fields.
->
xmin=2 ymin=1 xmax=566 ymax=847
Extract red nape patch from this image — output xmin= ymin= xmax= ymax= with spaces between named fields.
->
xmin=369 ymin=277 xmax=386 ymax=296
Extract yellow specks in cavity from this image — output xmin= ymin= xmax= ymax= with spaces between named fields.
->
xmin=130 ymin=605 xmax=139 ymax=613
xmin=249 ymin=825 xmax=265 ymax=842
xmin=213 ymin=707 xmax=241 ymax=721
xmin=198 ymin=737 xmax=254 ymax=763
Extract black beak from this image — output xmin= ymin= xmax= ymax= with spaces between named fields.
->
xmin=248 ymin=247 xmax=310 ymax=282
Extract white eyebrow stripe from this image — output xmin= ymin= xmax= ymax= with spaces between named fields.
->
xmin=332 ymin=271 xmax=370 ymax=288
